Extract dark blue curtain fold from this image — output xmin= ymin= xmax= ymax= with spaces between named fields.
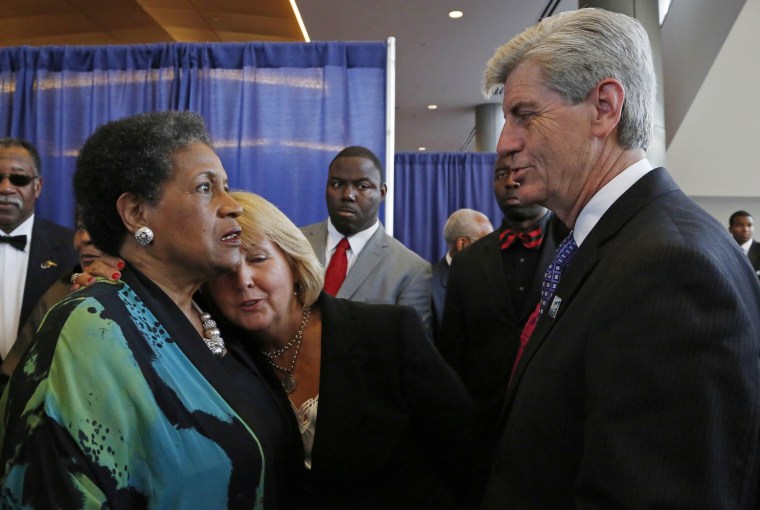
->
xmin=393 ymin=152 xmax=500 ymax=263
xmin=0 ymin=42 xmax=387 ymax=228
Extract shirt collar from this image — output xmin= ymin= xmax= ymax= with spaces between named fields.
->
xmin=326 ymin=217 xmax=380 ymax=256
xmin=573 ymin=158 xmax=653 ymax=246
xmin=4 ymin=214 xmax=34 ymax=237
xmin=740 ymin=238 xmax=753 ymax=254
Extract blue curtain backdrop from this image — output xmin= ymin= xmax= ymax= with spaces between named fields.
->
xmin=0 ymin=42 xmax=386 ymax=228
xmin=393 ymin=152 xmax=500 ymax=263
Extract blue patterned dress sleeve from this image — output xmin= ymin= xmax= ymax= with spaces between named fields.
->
xmin=0 ymin=278 xmax=269 ymax=509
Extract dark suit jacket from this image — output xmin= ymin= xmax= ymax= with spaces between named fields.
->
xmin=481 ymin=168 xmax=760 ymax=509
xmin=19 ymin=218 xmax=77 ymax=335
xmin=437 ymin=214 xmax=566 ymax=433
xmin=436 ymin=214 xmax=566 ymax=505
xmin=430 ymin=256 xmax=449 ymax=340
xmin=299 ymin=292 xmax=474 ymax=509
xmin=748 ymin=240 xmax=760 ymax=277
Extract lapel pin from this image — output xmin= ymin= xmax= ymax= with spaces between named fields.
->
xmin=548 ymin=296 xmax=562 ymax=318
xmin=41 ymin=260 xmax=58 ymax=269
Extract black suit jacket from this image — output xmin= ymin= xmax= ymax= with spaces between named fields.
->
xmin=436 ymin=214 xmax=566 ymax=506
xmin=437 ymin=214 xmax=566 ymax=433
xmin=430 ymin=256 xmax=449 ymax=341
xmin=481 ymin=168 xmax=760 ymax=509
xmin=301 ymin=292 xmax=474 ymax=509
xmin=19 ymin=218 xmax=77 ymax=334
xmin=748 ymin=240 xmax=760 ymax=277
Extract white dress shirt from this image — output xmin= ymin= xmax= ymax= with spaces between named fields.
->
xmin=0 ymin=214 xmax=34 ymax=358
xmin=740 ymin=238 xmax=753 ymax=255
xmin=574 ymin=158 xmax=654 ymax=246
xmin=325 ymin=218 xmax=380 ymax=272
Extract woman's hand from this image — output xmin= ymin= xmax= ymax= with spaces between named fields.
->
xmin=71 ymin=255 xmax=125 ymax=291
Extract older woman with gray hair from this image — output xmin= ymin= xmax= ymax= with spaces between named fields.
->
xmin=0 ymin=112 xmax=301 ymax=509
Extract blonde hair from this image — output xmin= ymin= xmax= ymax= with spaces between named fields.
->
xmin=231 ymin=191 xmax=324 ymax=307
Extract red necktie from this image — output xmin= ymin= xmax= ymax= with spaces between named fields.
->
xmin=509 ymin=232 xmax=578 ymax=386
xmin=500 ymin=226 xmax=543 ymax=250
xmin=324 ymin=237 xmax=350 ymax=295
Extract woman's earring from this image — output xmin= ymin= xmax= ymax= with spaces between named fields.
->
xmin=134 ymin=226 xmax=154 ymax=246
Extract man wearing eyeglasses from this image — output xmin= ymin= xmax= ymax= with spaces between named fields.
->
xmin=0 ymin=138 xmax=76 ymax=363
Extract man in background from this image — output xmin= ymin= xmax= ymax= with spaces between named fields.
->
xmin=436 ymin=155 xmax=565 ymax=505
xmin=480 ymin=8 xmax=760 ymax=508
xmin=301 ymin=146 xmax=432 ymax=330
xmin=431 ymin=208 xmax=493 ymax=340
xmin=729 ymin=210 xmax=760 ymax=277
xmin=0 ymin=138 xmax=76 ymax=362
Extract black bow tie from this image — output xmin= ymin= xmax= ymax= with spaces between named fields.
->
xmin=0 ymin=234 xmax=27 ymax=251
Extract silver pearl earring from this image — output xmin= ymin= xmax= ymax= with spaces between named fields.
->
xmin=135 ymin=226 xmax=154 ymax=246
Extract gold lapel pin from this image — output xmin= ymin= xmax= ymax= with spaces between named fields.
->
xmin=41 ymin=260 xmax=58 ymax=269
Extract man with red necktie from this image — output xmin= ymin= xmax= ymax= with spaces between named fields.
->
xmin=436 ymin=154 xmax=567 ymax=507
xmin=301 ymin=146 xmax=432 ymax=331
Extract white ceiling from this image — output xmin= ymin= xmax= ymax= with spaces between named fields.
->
xmin=298 ymin=0 xmax=578 ymax=152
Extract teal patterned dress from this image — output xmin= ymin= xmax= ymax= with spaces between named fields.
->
xmin=0 ymin=268 xmax=300 ymax=509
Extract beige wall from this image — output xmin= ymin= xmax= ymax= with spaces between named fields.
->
xmin=664 ymin=0 xmax=760 ymax=222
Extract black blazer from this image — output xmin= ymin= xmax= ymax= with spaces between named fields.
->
xmin=748 ymin=240 xmax=760 ymax=277
xmin=436 ymin=214 xmax=565 ymax=506
xmin=430 ymin=256 xmax=449 ymax=341
xmin=298 ymin=292 xmax=474 ymax=509
xmin=19 ymin=218 xmax=77 ymax=334
xmin=481 ymin=168 xmax=760 ymax=509
xmin=437 ymin=214 xmax=566 ymax=432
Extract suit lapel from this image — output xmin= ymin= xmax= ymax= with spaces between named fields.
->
xmin=309 ymin=294 xmax=369 ymax=472
xmin=21 ymin=219 xmax=69 ymax=325
xmin=435 ymin=259 xmax=449 ymax=291
xmin=519 ymin=216 xmax=565 ymax=322
xmin=748 ymin=241 xmax=760 ymax=269
xmin=302 ymin=221 xmax=329 ymax=265
xmin=479 ymin=232 xmax=514 ymax=313
xmin=338 ymin=226 xmax=388 ymax=299
xmin=502 ymin=168 xmax=679 ymax=409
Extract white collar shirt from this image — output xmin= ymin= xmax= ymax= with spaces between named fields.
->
xmin=740 ymin=238 xmax=753 ymax=255
xmin=573 ymin=158 xmax=654 ymax=247
xmin=0 ymin=214 xmax=35 ymax=359
xmin=326 ymin=218 xmax=380 ymax=273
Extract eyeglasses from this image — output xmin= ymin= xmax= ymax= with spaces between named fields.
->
xmin=0 ymin=174 xmax=38 ymax=187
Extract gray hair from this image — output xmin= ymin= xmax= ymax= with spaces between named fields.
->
xmin=443 ymin=209 xmax=491 ymax=247
xmin=483 ymin=8 xmax=655 ymax=150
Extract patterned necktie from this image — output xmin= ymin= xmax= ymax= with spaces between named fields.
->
xmin=0 ymin=235 xmax=27 ymax=251
xmin=323 ymin=237 xmax=350 ymax=295
xmin=539 ymin=232 xmax=578 ymax=314
xmin=500 ymin=226 xmax=543 ymax=250
xmin=510 ymin=232 xmax=578 ymax=385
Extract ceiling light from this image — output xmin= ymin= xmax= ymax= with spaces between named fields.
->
xmin=418 ymin=147 xmax=427 ymax=151
xmin=448 ymin=10 xmax=463 ymax=19
xmin=427 ymin=104 xmax=438 ymax=110
xmin=290 ymin=0 xmax=311 ymax=42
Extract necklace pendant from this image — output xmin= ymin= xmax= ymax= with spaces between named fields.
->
xmin=192 ymin=302 xmax=227 ymax=358
xmin=282 ymin=374 xmax=297 ymax=394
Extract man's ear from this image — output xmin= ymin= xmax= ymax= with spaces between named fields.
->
xmin=379 ymin=183 xmax=388 ymax=200
xmin=33 ymin=175 xmax=43 ymax=199
xmin=590 ymin=78 xmax=624 ymax=140
xmin=455 ymin=237 xmax=471 ymax=252
xmin=116 ymin=192 xmax=148 ymax=235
